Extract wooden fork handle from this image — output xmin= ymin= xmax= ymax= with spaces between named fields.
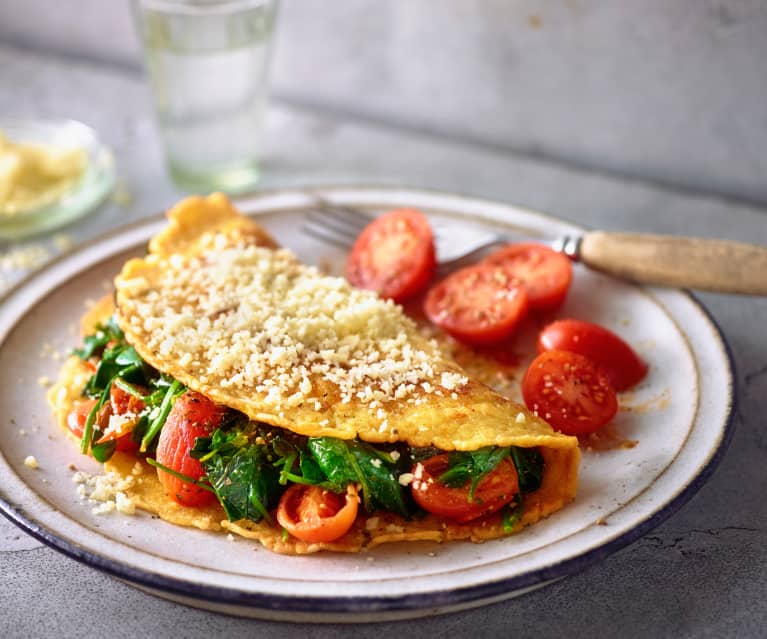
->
xmin=579 ymin=231 xmax=767 ymax=295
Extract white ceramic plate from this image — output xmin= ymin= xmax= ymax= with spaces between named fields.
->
xmin=0 ymin=186 xmax=734 ymax=622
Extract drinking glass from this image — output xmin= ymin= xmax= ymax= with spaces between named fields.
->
xmin=132 ymin=0 xmax=278 ymax=193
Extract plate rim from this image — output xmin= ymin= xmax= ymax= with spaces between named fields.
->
xmin=0 ymin=184 xmax=737 ymax=617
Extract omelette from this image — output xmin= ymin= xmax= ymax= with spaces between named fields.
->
xmin=49 ymin=193 xmax=580 ymax=554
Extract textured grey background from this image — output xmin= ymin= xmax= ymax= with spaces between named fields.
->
xmin=1 ymin=0 xmax=766 ymax=206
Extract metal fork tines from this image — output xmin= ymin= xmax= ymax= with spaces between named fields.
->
xmin=302 ymin=197 xmax=518 ymax=267
xmin=302 ymin=199 xmax=376 ymax=249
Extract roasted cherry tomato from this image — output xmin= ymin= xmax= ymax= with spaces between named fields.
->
xmin=66 ymin=398 xmax=138 ymax=453
xmin=155 ymin=391 xmax=227 ymax=507
xmin=277 ymin=483 xmax=359 ymax=543
xmin=411 ymin=454 xmax=519 ymax=522
xmin=109 ymin=383 xmax=147 ymax=415
xmin=423 ymin=263 xmax=529 ymax=345
xmin=67 ymin=399 xmax=105 ymax=437
xmin=346 ymin=208 xmax=436 ymax=303
xmin=522 ymin=350 xmax=618 ymax=435
xmin=537 ymin=319 xmax=648 ymax=391
xmin=483 ymin=243 xmax=572 ymax=311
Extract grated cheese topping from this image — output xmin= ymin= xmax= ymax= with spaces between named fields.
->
xmin=72 ymin=469 xmax=136 ymax=515
xmin=121 ymin=234 xmax=468 ymax=409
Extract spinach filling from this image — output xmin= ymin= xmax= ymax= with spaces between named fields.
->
xmin=73 ymin=316 xmax=184 ymax=461
xmin=188 ymin=424 xmax=544 ymax=525
xmin=74 ymin=318 xmax=545 ymax=525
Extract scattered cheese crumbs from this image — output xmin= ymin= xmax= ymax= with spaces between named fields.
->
xmin=23 ymin=455 xmax=39 ymax=469
xmin=115 ymin=491 xmax=135 ymax=515
xmin=92 ymin=501 xmax=116 ymax=515
xmin=101 ymin=412 xmax=138 ymax=439
xmin=52 ymin=234 xmax=73 ymax=251
xmin=370 ymin=458 xmax=382 ymax=468
xmin=110 ymin=180 xmax=134 ymax=207
xmin=118 ymin=237 xmax=468 ymax=410
xmin=440 ymin=372 xmax=465 ymax=391
xmin=131 ymin=462 xmax=144 ymax=476
xmin=515 ymin=412 xmax=526 ymax=424
xmin=40 ymin=341 xmax=63 ymax=359
xmin=389 ymin=451 xmax=400 ymax=462
xmin=365 ymin=517 xmax=380 ymax=531
xmin=398 ymin=472 xmax=414 ymax=486
xmin=385 ymin=524 xmax=404 ymax=534
xmin=71 ymin=470 xmax=136 ymax=516
xmin=0 ymin=243 xmax=50 ymax=272
xmin=18 ymin=429 xmax=27 ymax=436
xmin=227 ymin=533 xmax=235 ymax=542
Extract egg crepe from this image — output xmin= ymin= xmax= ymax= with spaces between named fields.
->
xmin=51 ymin=193 xmax=579 ymax=554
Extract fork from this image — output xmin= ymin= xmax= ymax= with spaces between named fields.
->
xmin=302 ymin=198 xmax=767 ymax=296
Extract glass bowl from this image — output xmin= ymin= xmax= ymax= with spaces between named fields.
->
xmin=0 ymin=117 xmax=116 ymax=240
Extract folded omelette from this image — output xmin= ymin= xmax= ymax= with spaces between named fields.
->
xmin=50 ymin=193 xmax=580 ymax=554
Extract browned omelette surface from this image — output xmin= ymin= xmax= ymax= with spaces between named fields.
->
xmin=114 ymin=194 xmax=577 ymax=453
xmin=49 ymin=193 xmax=580 ymax=554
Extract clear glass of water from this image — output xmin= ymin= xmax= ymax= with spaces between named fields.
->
xmin=132 ymin=0 xmax=278 ymax=193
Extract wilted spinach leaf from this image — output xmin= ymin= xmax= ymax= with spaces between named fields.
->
xmin=509 ymin=447 xmax=544 ymax=493
xmin=308 ymin=437 xmax=412 ymax=517
xmin=439 ymin=446 xmax=510 ymax=501
xmin=202 ymin=444 xmax=282 ymax=523
xmin=72 ymin=316 xmax=184 ymax=460
xmin=72 ymin=316 xmax=124 ymax=360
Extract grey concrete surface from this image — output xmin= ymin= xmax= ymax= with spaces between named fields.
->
xmin=1 ymin=0 xmax=767 ymax=206
xmin=1 ymin=43 xmax=767 ymax=638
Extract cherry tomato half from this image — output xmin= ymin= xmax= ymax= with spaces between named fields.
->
xmin=537 ymin=319 xmax=648 ymax=391
xmin=66 ymin=398 xmax=138 ymax=453
xmin=411 ymin=454 xmax=519 ymax=523
xmin=155 ymin=391 xmax=228 ymax=507
xmin=424 ymin=263 xmax=529 ymax=345
xmin=483 ymin=243 xmax=572 ymax=311
xmin=346 ymin=208 xmax=436 ymax=303
xmin=522 ymin=350 xmax=618 ymax=435
xmin=277 ymin=483 xmax=359 ymax=543
xmin=109 ymin=383 xmax=147 ymax=416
